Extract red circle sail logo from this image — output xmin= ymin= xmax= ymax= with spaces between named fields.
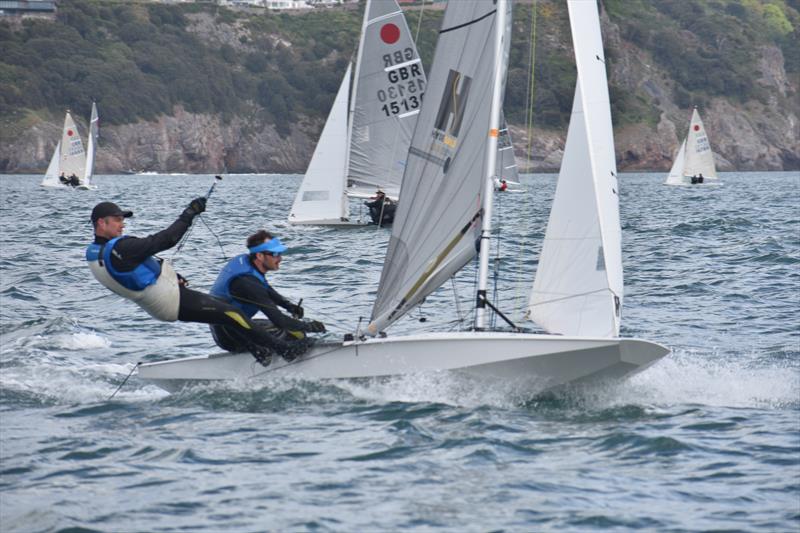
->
xmin=693 ymin=125 xmax=700 ymax=131
xmin=67 ymin=129 xmax=74 ymax=136
xmin=380 ymin=23 xmax=400 ymax=44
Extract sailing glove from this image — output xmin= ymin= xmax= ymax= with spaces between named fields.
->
xmin=289 ymin=304 xmax=304 ymax=318
xmin=306 ymin=320 xmax=326 ymax=333
xmin=183 ymin=197 xmax=207 ymax=218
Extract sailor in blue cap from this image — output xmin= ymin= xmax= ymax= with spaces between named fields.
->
xmin=210 ymin=229 xmax=326 ymax=361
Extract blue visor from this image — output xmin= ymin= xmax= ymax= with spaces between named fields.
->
xmin=249 ymin=238 xmax=287 ymax=255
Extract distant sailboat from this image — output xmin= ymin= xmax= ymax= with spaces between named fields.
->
xmin=665 ymin=107 xmax=718 ymax=186
xmin=42 ymin=103 xmax=99 ymax=190
xmin=494 ymin=116 xmax=523 ymax=192
xmin=288 ymin=0 xmax=425 ymax=225
xmin=138 ymin=0 xmax=667 ymax=394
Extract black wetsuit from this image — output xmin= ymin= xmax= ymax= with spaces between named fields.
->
xmin=95 ymin=211 xmax=282 ymax=362
xmin=365 ymin=198 xmax=396 ymax=225
xmin=210 ymin=275 xmax=316 ymax=356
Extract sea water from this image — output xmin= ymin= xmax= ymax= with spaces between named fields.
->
xmin=1 ymin=172 xmax=798 ymax=532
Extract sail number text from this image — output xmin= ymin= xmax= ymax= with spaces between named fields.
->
xmin=378 ymin=62 xmax=425 ymax=118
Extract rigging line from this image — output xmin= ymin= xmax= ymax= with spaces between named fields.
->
xmin=513 ymin=0 xmax=539 ymax=322
xmin=196 ymin=214 xmax=228 ymax=262
xmin=450 ymin=277 xmax=463 ymax=326
xmin=524 ymin=0 xmax=538 ymax=171
xmin=108 ymin=362 xmax=140 ymax=401
xmin=491 ymin=189 xmax=503 ymax=329
xmin=414 ymin=0 xmax=425 ymax=46
xmin=529 ymin=287 xmax=617 ymax=307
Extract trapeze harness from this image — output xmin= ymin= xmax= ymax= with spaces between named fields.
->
xmin=86 ymin=237 xmax=180 ymax=321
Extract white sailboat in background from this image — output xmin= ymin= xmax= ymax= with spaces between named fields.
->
xmin=82 ymin=102 xmax=99 ymax=189
xmin=138 ymin=0 xmax=667 ymax=394
xmin=494 ymin=116 xmax=523 ymax=192
xmin=41 ymin=103 xmax=98 ymax=190
xmin=288 ymin=0 xmax=425 ymax=225
xmin=665 ymin=107 xmax=719 ymax=185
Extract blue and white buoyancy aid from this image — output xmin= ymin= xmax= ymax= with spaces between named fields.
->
xmin=86 ymin=236 xmax=180 ymax=321
xmin=210 ymin=254 xmax=270 ymax=318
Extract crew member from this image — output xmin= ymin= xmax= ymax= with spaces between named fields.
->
xmin=209 ymin=230 xmax=326 ymax=360
xmin=364 ymin=190 xmax=396 ymax=226
xmin=86 ymin=199 xmax=283 ymax=366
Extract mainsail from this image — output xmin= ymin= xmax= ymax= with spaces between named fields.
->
xmin=83 ymin=102 xmax=99 ymax=186
xmin=59 ymin=111 xmax=87 ymax=180
xmin=347 ymin=0 xmax=427 ymax=199
xmin=496 ymin=115 xmax=520 ymax=185
xmin=288 ymin=64 xmax=351 ymax=224
xmin=683 ymin=107 xmax=718 ymax=179
xmin=368 ymin=0 xmax=507 ymax=334
xmin=527 ymin=0 xmax=622 ymax=338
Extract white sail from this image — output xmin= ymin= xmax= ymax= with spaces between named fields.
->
xmin=83 ymin=102 xmax=98 ymax=186
xmin=683 ymin=107 xmax=718 ymax=180
xmin=368 ymin=0 xmax=505 ymax=334
xmin=664 ymin=138 xmax=686 ymax=185
xmin=41 ymin=141 xmax=62 ymax=187
xmin=496 ymin=116 xmax=520 ymax=187
xmin=288 ymin=64 xmax=352 ymax=225
xmin=528 ymin=0 xmax=622 ymax=338
xmin=346 ymin=0 xmax=427 ymax=200
xmin=59 ymin=111 xmax=86 ymax=181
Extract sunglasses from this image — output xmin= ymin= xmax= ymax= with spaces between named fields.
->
xmin=262 ymin=251 xmax=282 ymax=258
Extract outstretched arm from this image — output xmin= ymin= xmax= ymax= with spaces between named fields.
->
xmin=110 ymin=198 xmax=206 ymax=271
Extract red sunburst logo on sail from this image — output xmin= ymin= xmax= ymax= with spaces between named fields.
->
xmin=380 ymin=23 xmax=400 ymax=44
xmin=693 ymin=125 xmax=700 ymax=131
xmin=67 ymin=130 xmax=74 ymax=136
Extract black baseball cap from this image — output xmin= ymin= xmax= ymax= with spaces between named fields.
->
xmin=91 ymin=201 xmax=133 ymax=224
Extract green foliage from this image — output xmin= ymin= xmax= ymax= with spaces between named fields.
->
xmin=605 ymin=0 xmax=798 ymax=107
xmin=1 ymin=0 xmax=795 ymax=134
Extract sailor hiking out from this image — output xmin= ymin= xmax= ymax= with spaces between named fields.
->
xmin=85 ymin=199 xmax=289 ymax=366
xmin=209 ymin=230 xmax=326 ymax=362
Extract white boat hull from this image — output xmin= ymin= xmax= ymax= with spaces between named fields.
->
xmin=289 ymin=218 xmax=369 ymax=227
xmin=137 ymin=332 xmax=668 ymax=394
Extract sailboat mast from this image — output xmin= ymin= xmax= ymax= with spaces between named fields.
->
xmin=474 ymin=0 xmax=507 ymax=330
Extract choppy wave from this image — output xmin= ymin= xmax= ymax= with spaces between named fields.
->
xmin=1 ymin=172 xmax=798 ymax=532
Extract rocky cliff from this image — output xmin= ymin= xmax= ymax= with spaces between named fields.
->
xmin=1 ymin=1 xmax=797 ymax=174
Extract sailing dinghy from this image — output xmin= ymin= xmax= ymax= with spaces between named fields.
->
xmin=288 ymin=0 xmax=425 ymax=225
xmin=139 ymin=0 xmax=667 ymax=394
xmin=42 ymin=104 xmax=98 ymax=190
xmin=665 ymin=107 xmax=719 ymax=185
